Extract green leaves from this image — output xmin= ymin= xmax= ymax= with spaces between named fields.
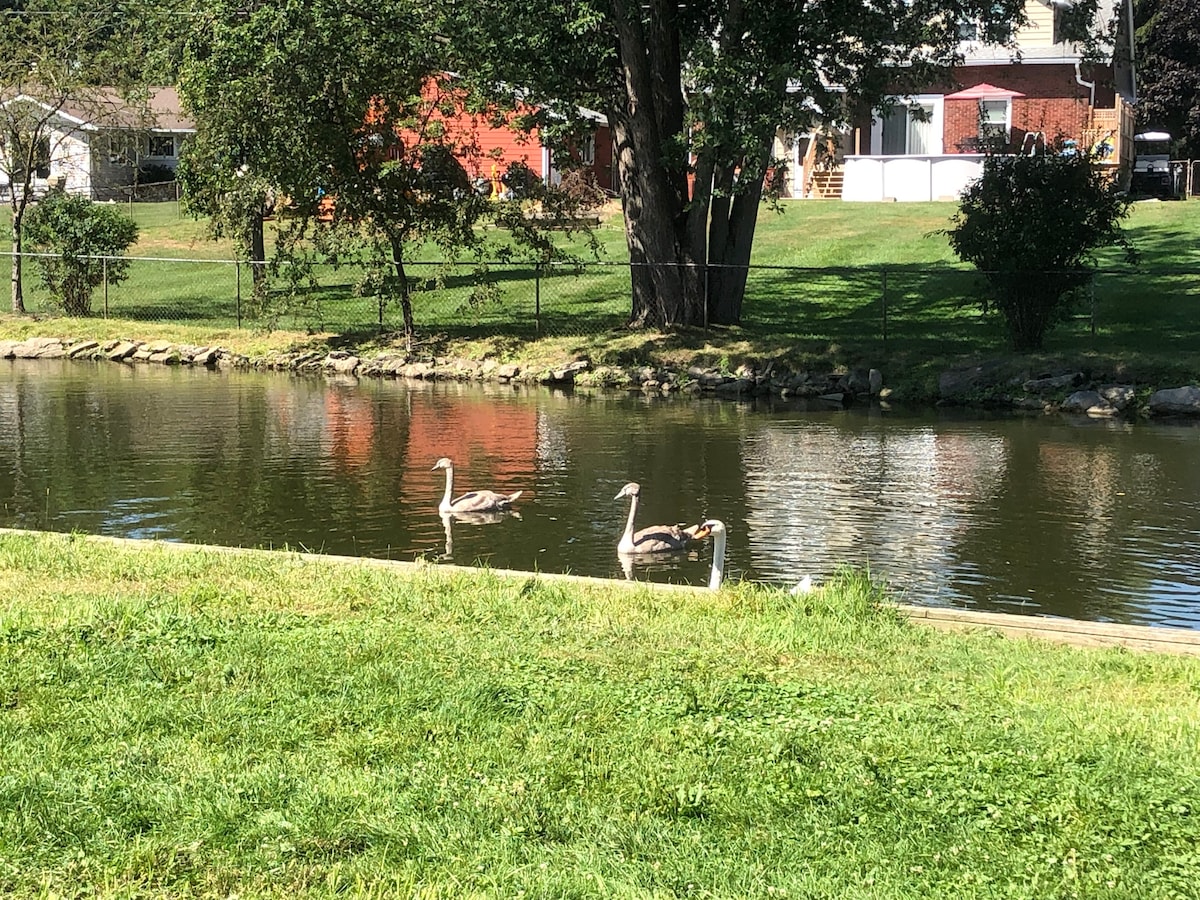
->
xmin=23 ymin=191 xmax=139 ymax=316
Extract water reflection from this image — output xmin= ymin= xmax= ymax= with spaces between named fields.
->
xmin=440 ymin=509 xmax=520 ymax=561
xmin=3 ymin=359 xmax=1200 ymax=628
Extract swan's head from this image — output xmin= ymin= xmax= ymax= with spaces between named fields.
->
xmin=698 ymin=519 xmax=726 ymax=537
xmin=614 ymin=481 xmax=641 ymax=501
xmin=431 ymin=457 xmax=454 ymax=471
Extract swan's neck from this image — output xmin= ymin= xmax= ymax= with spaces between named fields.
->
xmin=441 ymin=466 xmax=454 ymax=510
xmin=622 ymin=492 xmax=639 ymax=545
xmin=708 ymin=531 xmax=726 ymax=591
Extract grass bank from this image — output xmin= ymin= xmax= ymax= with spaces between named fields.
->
xmin=2 ymin=530 xmax=1199 ymax=898
xmin=2 ymin=200 xmax=1200 ymax=402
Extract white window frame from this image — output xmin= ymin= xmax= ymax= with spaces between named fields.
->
xmin=871 ymin=95 xmax=944 ymax=156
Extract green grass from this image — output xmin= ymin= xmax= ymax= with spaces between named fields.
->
xmin=2 ymin=530 xmax=1200 ymax=898
xmin=3 ymin=199 xmax=1200 ymax=399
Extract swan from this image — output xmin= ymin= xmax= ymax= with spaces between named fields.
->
xmin=698 ymin=519 xmax=727 ymax=590
xmin=614 ymin=481 xmax=708 ymax=554
xmin=432 ymin=457 xmax=522 ymax=514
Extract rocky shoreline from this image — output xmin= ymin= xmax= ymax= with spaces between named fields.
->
xmin=4 ymin=335 xmax=1200 ymax=418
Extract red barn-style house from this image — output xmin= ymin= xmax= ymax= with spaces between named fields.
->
xmin=404 ymin=75 xmax=615 ymax=198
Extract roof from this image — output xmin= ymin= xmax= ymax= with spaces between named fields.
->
xmin=2 ymin=86 xmax=193 ymax=133
xmin=944 ymin=82 xmax=1026 ymax=100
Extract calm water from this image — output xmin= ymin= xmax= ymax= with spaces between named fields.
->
xmin=3 ymin=358 xmax=1200 ymax=628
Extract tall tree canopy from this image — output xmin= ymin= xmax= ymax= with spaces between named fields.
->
xmin=443 ymin=0 xmax=1034 ymax=329
xmin=1134 ymin=0 xmax=1200 ymax=156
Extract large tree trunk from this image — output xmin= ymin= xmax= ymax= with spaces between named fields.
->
xmin=10 ymin=204 xmax=25 ymax=314
xmin=706 ymin=135 xmax=773 ymax=325
xmin=610 ymin=0 xmax=705 ymax=329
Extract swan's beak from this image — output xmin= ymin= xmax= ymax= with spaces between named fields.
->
xmin=613 ymin=489 xmax=626 ymax=500
xmin=691 ymin=524 xmax=712 ymax=540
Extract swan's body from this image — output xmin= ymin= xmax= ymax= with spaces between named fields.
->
xmin=790 ymin=574 xmax=814 ymax=595
xmin=433 ymin=457 xmax=522 ymax=514
xmin=614 ymin=482 xmax=707 ymax=554
xmin=700 ymin=519 xmax=727 ymax=590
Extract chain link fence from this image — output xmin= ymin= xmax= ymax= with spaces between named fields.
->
xmin=4 ymin=252 xmax=1199 ymax=356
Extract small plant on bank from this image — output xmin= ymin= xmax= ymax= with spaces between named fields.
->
xmin=23 ymin=188 xmax=139 ymax=316
xmin=942 ymin=146 xmax=1136 ymax=352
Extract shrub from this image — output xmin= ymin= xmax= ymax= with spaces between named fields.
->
xmin=24 ymin=189 xmax=139 ymax=316
xmin=942 ymin=148 xmax=1136 ymax=351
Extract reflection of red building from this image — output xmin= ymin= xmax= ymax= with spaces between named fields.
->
xmin=405 ymin=390 xmax=539 ymax=491
xmin=324 ymin=388 xmax=376 ymax=472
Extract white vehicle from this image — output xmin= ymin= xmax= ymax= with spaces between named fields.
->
xmin=1131 ymin=131 xmax=1180 ymax=198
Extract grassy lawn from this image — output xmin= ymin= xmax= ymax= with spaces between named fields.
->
xmin=1 ymin=530 xmax=1199 ymax=898
xmin=2 ymin=199 xmax=1200 ymax=397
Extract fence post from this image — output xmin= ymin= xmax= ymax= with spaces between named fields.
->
xmin=535 ymin=263 xmax=542 ymax=333
xmin=881 ymin=267 xmax=888 ymax=345
xmin=703 ymin=262 xmax=709 ymax=332
xmin=103 ymin=257 xmax=109 ymax=319
xmin=378 ymin=293 xmax=384 ymax=333
xmin=1090 ymin=276 xmax=1097 ymax=337
xmin=236 ymin=261 xmax=242 ymax=328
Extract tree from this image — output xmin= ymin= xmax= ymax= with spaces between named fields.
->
xmin=23 ymin=187 xmax=138 ymax=315
xmin=0 ymin=0 xmax=156 ymax=313
xmin=1134 ymin=0 xmax=1200 ymax=156
xmin=942 ymin=148 xmax=1135 ymax=352
xmin=443 ymin=0 xmax=1049 ymax=329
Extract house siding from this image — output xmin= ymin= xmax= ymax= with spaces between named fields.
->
xmin=942 ymin=63 xmax=1104 ymax=154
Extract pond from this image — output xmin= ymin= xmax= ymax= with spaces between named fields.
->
xmin=3 ymin=358 xmax=1200 ymax=629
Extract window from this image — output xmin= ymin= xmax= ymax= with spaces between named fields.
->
xmin=6 ymin=132 xmax=50 ymax=180
xmin=978 ymin=100 xmax=1010 ymax=151
xmin=148 ymin=134 xmax=176 ymax=158
xmin=881 ymin=103 xmax=936 ymax=155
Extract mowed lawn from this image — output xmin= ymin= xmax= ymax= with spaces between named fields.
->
xmin=2 ymin=199 xmax=1200 ymax=388
xmin=2 ymin=531 xmax=1199 ymax=898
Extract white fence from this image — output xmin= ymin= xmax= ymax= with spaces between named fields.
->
xmin=841 ymin=154 xmax=986 ymax=202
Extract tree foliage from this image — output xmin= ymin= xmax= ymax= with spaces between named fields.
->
xmin=23 ymin=188 xmax=139 ymax=316
xmin=177 ymin=0 xmax=601 ymax=344
xmin=0 ymin=1 xmax=156 ymax=313
xmin=1134 ymin=0 xmax=1200 ymax=156
xmin=443 ymin=0 xmax=1041 ymax=329
xmin=943 ymin=149 xmax=1135 ymax=352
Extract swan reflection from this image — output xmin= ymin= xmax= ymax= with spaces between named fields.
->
xmin=440 ymin=509 xmax=520 ymax=560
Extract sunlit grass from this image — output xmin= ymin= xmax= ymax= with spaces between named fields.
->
xmin=3 ymin=199 xmax=1200 ymax=399
xmin=2 ymin=530 xmax=1199 ymax=897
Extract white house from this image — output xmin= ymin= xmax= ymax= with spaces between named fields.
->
xmin=0 ymin=86 xmax=194 ymax=201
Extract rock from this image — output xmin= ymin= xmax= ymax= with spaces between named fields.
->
xmin=67 ymin=340 xmax=100 ymax=358
xmin=0 ymin=340 xmax=17 ymax=358
xmin=106 ymin=341 xmax=139 ymax=361
xmin=13 ymin=337 xmax=65 ymax=359
xmin=1149 ymin=385 xmax=1200 ymax=416
xmin=496 ymin=363 xmax=520 ymax=382
xmin=869 ymin=369 xmax=883 ymax=396
xmin=1012 ymin=396 xmax=1050 ymax=411
xmin=1062 ymin=390 xmax=1116 ymax=416
xmin=1023 ymin=372 xmax=1083 ymax=393
xmin=148 ymin=350 xmax=180 ymax=365
xmin=144 ymin=340 xmax=172 ymax=354
xmin=326 ymin=355 xmax=360 ymax=375
xmin=714 ymin=378 xmax=754 ymax=396
xmin=840 ymin=368 xmax=873 ymax=396
xmin=191 ymin=347 xmax=219 ymax=367
xmin=819 ymin=392 xmax=847 ymax=405
xmin=1099 ymin=384 xmax=1136 ymax=410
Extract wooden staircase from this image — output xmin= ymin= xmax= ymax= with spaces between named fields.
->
xmin=807 ymin=169 xmax=844 ymax=199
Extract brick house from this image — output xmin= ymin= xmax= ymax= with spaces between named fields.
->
xmin=784 ymin=0 xmax=1135 ymax=201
